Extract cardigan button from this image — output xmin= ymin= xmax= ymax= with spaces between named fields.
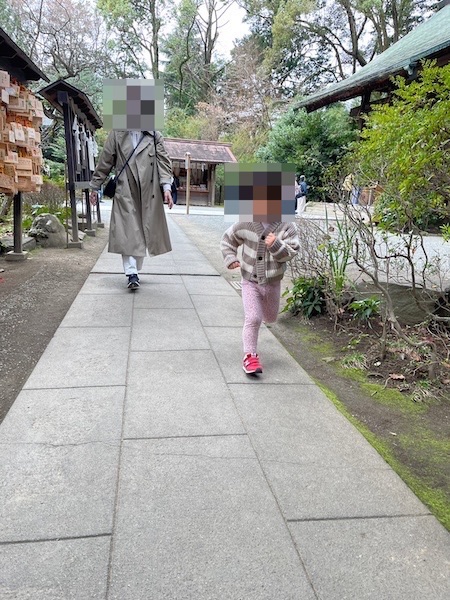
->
xmin=261 ymin=236 xmax=265 ymax=240
xmin=152 ymin=194 xmax=155 ymax=198
xmin=258 ymin=256 xmax=263 ymax=260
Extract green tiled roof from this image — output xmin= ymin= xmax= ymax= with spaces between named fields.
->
xmin=296 ymin=4 xmax=450 ymax=112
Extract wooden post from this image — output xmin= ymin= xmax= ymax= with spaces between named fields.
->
xmin=210 ymin=165 xmax=216 ymax=206
xmin=185 ymin=152 xmax=191 ymax=215
xmin=59 ymin=90 xmax=82 ymax=248
xmin=5 ymin=192 xmax=27 ymax=261
xmin=84 ymin=189 xmax=95 ymax=236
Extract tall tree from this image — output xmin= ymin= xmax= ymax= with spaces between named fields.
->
xmin=238 ymin=0 xmax=434 ymax=96
xmin=163 ymin=0 xmax=230 ymax=110
xmin=218 ymin=36 xmax=273 ymax=158
xmin=8 ymin=0 xmax=124 ymax=94
xmin=97 ymin=0 xmax=173 ymax=78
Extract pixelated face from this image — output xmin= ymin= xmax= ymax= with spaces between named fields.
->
xmin=224 ymin=163 xmax=296 ymax=222
xmin=102 ymin=79 xmax=164 ymax=131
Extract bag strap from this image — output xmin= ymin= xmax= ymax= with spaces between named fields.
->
xmin=153 ymin=130 xmax=163 ymax=190
xmin=115 ymin=131 xmax=145 ymax=181
xmin=153 ymin=130 xmax=159 ymax=158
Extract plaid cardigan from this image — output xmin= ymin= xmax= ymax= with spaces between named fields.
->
xmin=220 ymin=222 xmax=300 ymax=285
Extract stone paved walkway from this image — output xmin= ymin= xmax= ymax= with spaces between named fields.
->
xmin=0 ymin=214 xmax=449 ymax=599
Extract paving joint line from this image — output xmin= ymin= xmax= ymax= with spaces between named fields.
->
xmin=287 ymin=513 xmax=432 ymax=523
xmin=0 ymin=532 xmax=111 ymax=546
xmin=123 ymin=433 xmax=248 ymax=441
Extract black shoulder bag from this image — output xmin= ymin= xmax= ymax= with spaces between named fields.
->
xmin=103 ymin=132 xmax=145 ymax=198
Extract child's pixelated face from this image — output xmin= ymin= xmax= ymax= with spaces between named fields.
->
xmin=102 ymin=78 xmax=164 ymax=131
xmin=224 ymin=163 xmax=296 ymax=222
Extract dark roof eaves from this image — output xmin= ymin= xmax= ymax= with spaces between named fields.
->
xmin=295 ymin=7 xmax=450 ymax=111
xmin=38 ymin=79 xmax=102 ymax=129
xmin=0 ymin=27 xmax=49 ymax=82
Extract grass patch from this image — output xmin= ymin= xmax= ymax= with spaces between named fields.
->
xmin=293 ymin=325 xmax=335 ymax=355
xmin=398 ymin=431 xmax=450 ymax=459
xmin=360 ymin=382 xmax=427 ymax=414
xmin=335 ymin=365 xmax=427 ymax=414
xmin=336 ymin=366 xmax=366 ymax=383
xmin=316 ymin=382 xmax=450 ymax=531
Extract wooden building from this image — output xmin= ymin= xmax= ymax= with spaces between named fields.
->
xmin=295 ymin=1 xmax=450 ymax=125
xmin=164 ymin=138 xmax=237 ymax=206
xmin=0 ymin=27 xmax=49 ymax=260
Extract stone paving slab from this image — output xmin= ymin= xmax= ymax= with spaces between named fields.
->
xmin=205 ymin=326 xmax=315 ymax=384
xmin=23 ymin=327 xmax=130 ymax=389
xmin=169 ymin=262 xmax=218 ymax=275
xmin=0 ymin=536 xmax=110 ymax=600
xmin=190 ymin=293 xmax=244 ymax=327
xmin=0 ymin=386 xmax=124 ymax=445
xmin=60 ymin=294 xmax=133 ymax=328
xmin=78 ymin=272 xmax=130 ymax=294
xmin=181 ymin=274 xmax=236 ymax=296
xmin=92 ymin=262 xmax=219 ymax=275
xmin=91 ymin=250 xmax=218 ymax=276
xmin=229 ymin=384 xmax=386 ymax=468
xmin=133 ymin=282 xmax=193 ymax=309
xmin=0 ymin=442 xmax=119 ymax=542
xmin=79 ymin=273 xmax=183 ymax=295
xmin=131 ymin=308 xmax=210 ymax=351
xmin=123 ymin=350 xmax=245 ymax=439
xmin=262 ymin=462 xmax=430 ymax=520
xmin=108 ymin=437 xmax=316 ymax=600
xmin=289 ymin=516 xmax=450 ymax=599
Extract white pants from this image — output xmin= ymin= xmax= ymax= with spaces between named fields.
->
xmin=296 ymin=195 xmax=306 ymax=214
xmin=122 ymin=255 xmax=145 ymax=276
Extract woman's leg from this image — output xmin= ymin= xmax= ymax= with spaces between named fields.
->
xmin=241 ymin=280 xmax=264 ymax=355
xmin=122 ymin=255 xmax=145 ymax=276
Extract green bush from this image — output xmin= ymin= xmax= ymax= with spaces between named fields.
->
xmin=257 ymin=105 xmax=357 ymax=201
xmin=282 ymin=277 xmax=326 ymax=317
xmin=347 ymin=62 xmax=450 ymax=232
xmin=349 ymin=297 xmax=381 ymax=321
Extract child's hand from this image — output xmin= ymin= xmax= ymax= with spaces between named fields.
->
xmin=228 ymin=261 xmax=240 ymax=269
xmin=265 ymin=232 xmax=277 ymax=247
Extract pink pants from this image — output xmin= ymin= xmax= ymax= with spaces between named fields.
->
xmin=242 ymin=279 xmax=281 ymax=355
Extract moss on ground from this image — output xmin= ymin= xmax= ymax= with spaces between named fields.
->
xmin=316 ymin=382 xmax=450 ymax=531
xmin=293 ymin=325 xmax=335 ymax=354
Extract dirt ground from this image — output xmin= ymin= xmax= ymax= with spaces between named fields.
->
xmin=0 ymin=229 xmax=108 ymax=422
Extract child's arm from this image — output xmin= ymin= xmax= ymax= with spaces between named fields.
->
xmin=266 ymin=224 xmax=300 ymax=263
xmin=220 ymin=223 xmax=244 ymax=269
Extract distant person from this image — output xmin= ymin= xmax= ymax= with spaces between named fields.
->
xmin=89 ymin=130 xmax=173 ymax=290
xmin=89 ymin=78 xmax=174 ymax=291
xmin=295 ymin=175 xmax=308 ymax=215
xmin=343 ymin=173 xmax=360 ymax=205
xmin=171 ymin=173 xmax=180 ymax=205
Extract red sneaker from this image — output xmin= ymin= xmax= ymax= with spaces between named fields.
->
xmin=243 ymin=353 xmax=263 ymax=374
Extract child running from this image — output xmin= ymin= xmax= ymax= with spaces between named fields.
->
xmin=221 ymin=219 xmax=300 ymax=375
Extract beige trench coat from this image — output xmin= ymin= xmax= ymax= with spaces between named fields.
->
xmin=90 ymin=130 xmax=172 ymax=257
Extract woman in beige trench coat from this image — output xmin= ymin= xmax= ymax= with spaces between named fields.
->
xmin=89 ymin=130 xmax=173 ymax=289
